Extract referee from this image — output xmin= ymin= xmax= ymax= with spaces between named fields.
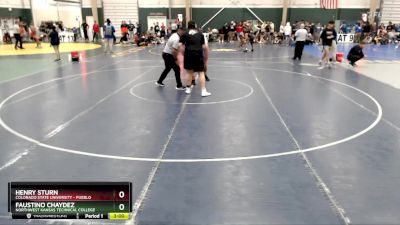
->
xmin=180 ymin=21 xmax=211 ymax=97
xmin=155 ymin=26 xmax=185 ymax=90
xmin=292 ymin=23 xmax=307 ymax=60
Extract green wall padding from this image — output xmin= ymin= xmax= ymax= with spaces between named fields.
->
xmin=287 ymin=8 xmax=369 ymax=24
xmin=81 ymin=8 xmax=104 ymax=26
xmin=288 ymin=8 xmax=337 ymax=24
xmin=0 ymin=8 xmax=32 ymax=25
xmin=192 ymin=8 xmax=282 ymax=30
xmin=129 ymin=7 xmax=371 ymax=32
xmin=338 ymin=8 xmax=369 ymax=23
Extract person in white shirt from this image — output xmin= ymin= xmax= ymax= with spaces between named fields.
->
xmin=279 ymin=22 xmax=284 ymax=34
xmin=13 ymin=21 xmax=24 ymax=50
xmin=284 ymin=22 xmax=292 ymax=45
xmin=293 ymin=23 xmax=308 ymax=60
xmin=270 ymin=22 xmax=275 ymax=33
xmin=155 ymin=27 xmax=185 ymax=90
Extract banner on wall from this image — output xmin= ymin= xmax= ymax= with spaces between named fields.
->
xmin=337 ymin=34 xmax=355 ymax=43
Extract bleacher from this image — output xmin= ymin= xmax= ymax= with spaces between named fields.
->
xmin=381 ymin=0 xmax=400 ymax=24
xmin=103 ymin=0 xmax=139 ymax=37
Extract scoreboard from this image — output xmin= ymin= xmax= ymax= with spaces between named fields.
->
xmin=8 ymin=182 xmax=132 ymax=220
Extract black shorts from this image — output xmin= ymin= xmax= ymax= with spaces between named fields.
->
xmin=184 ymin=50 xmax=204 ymax=72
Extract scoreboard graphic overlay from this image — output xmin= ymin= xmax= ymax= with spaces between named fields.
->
xmin=8 ymin=182 xmax=132 ymax=220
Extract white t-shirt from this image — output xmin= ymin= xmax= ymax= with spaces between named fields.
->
xmin=284 ymin=25 xmax=292 ymax=36
xmin=295 ymin=28 xmax=308 ymax=42
xmin=163 ymin=32 xmax=180 ymax=54
xmin=14 ymin=24 xmax=19 ymax=34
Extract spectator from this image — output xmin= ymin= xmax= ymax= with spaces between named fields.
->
xmin=103 ymin=18 xmax=115 ymax=54
xmin=136 ymin=23 xmax=142 ymax=37
xmin=160 ymin=23 xmax=166 ymax=39
xmin=218 ymin=25 xmax=224 ymax=43
xmin=120 ymin=21 xmax=129 ymax=43
xmin=284 ymin=22 xmax=292 ymax=44
xmin=354 ymin=23 xmax=363 ymax=43
xmin=314 ymin=22 xmax=322 ymax=43
xmin=81 ymin=21 xmax=89 ymax=41
xmin=340 ymin=21 xmax=347 ymax=34
xmin=228 ymin=21 xmax=236 ymax=43
xmin=30 ymin=25 xmax=41 ymax=48
xmin=223 ymin=22 xmax=229 ymax=41
xmin=72 ymin=27 xmax=79 ymax=42
xmin=92 ymin=20 xmax=100 ymax=42
xmin=362 ymin=21 xmax=371 ymax=41
xmin=154 ymin=22 xmax=160 ymax=36
xmin=49 ymin=26 xmax=61 ymax=61
xmin=128 ymin=20 xmax=135 ymax=38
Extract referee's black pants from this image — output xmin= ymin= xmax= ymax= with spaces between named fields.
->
xmin=158 ymin=52 xmax=182 ymax=87
xmin=14 ymin=34 xmax=23 ymax=49
xmin=294 ymin=41 xmax=305 ymax=60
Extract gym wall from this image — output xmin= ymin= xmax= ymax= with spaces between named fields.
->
xmin=81 ymin=8 xmax=104 ymax=26
xmin=138 ymin=0 xmax=371 ymax=30
xmin=31 ymin=0 xmax=82 ymax=28
xmin=0 ymin=0 xmax=373 ymax=32
xmin=0 ymin=0 xmax=32 ymax=25
xmin=81 ymin=0 xmax=104 ymax=26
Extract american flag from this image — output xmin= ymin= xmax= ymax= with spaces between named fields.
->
xmin=320 ymin=0 xmax=338 ymax=9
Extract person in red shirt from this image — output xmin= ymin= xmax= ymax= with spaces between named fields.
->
xmin=235 ymin=22 xmax=244 ymax=47
xmin=92 ymin=21 xmax=100 ymax=42
xmin=30 ymin=25 xmax=41 ymax=48
xmin=120 ymin=21 xmax=129 ymax=43
xmin=160 ymin=23 xmax=166 ymax=39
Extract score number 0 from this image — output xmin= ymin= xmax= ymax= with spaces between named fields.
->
xmin=118 ymin=191 xmax=125 ymax=211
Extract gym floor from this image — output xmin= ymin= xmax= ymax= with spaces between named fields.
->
xmin=0 ymin=42 xmax=399 ymax=225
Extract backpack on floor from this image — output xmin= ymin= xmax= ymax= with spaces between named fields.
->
xmin=71 ymin=51 xmax=79 ymax=62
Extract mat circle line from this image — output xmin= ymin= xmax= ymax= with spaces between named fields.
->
xmin=129 ymin=78 xmax=254 ymax=105
xmin=0 ymin=66 xmax=383 ymax=162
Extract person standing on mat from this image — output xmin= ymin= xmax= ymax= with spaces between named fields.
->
xmin=92 ymin=21 xmax=100 ymax=42
xmin=191 ymin=28 xmax=211 ymax=86
xmin=13 ymin=21 xmax=24 ymax=50
xmin=155 ymin=27 xmax=185 ymax=90
xmin=30 ymin=25 xmax=41 ymax=48
xmin=180 ymin=21 xmax=211 ymax=97
xmin=49 ymin=26 xmax=61 ymax=61
xmin=82 ymin=21 xmax=89 ymax=41
xmin=319 ymin=21 xmax=337 ymax=68
xmin=284 ymin=22 xmax=292 ymax=45
xmin=128 ymin=20 xmax=135 ymax=40
xmin=103 ymin=19 xmax=115 ymax=54
xmin=292 ymin=23 xmax=307 ymax=60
